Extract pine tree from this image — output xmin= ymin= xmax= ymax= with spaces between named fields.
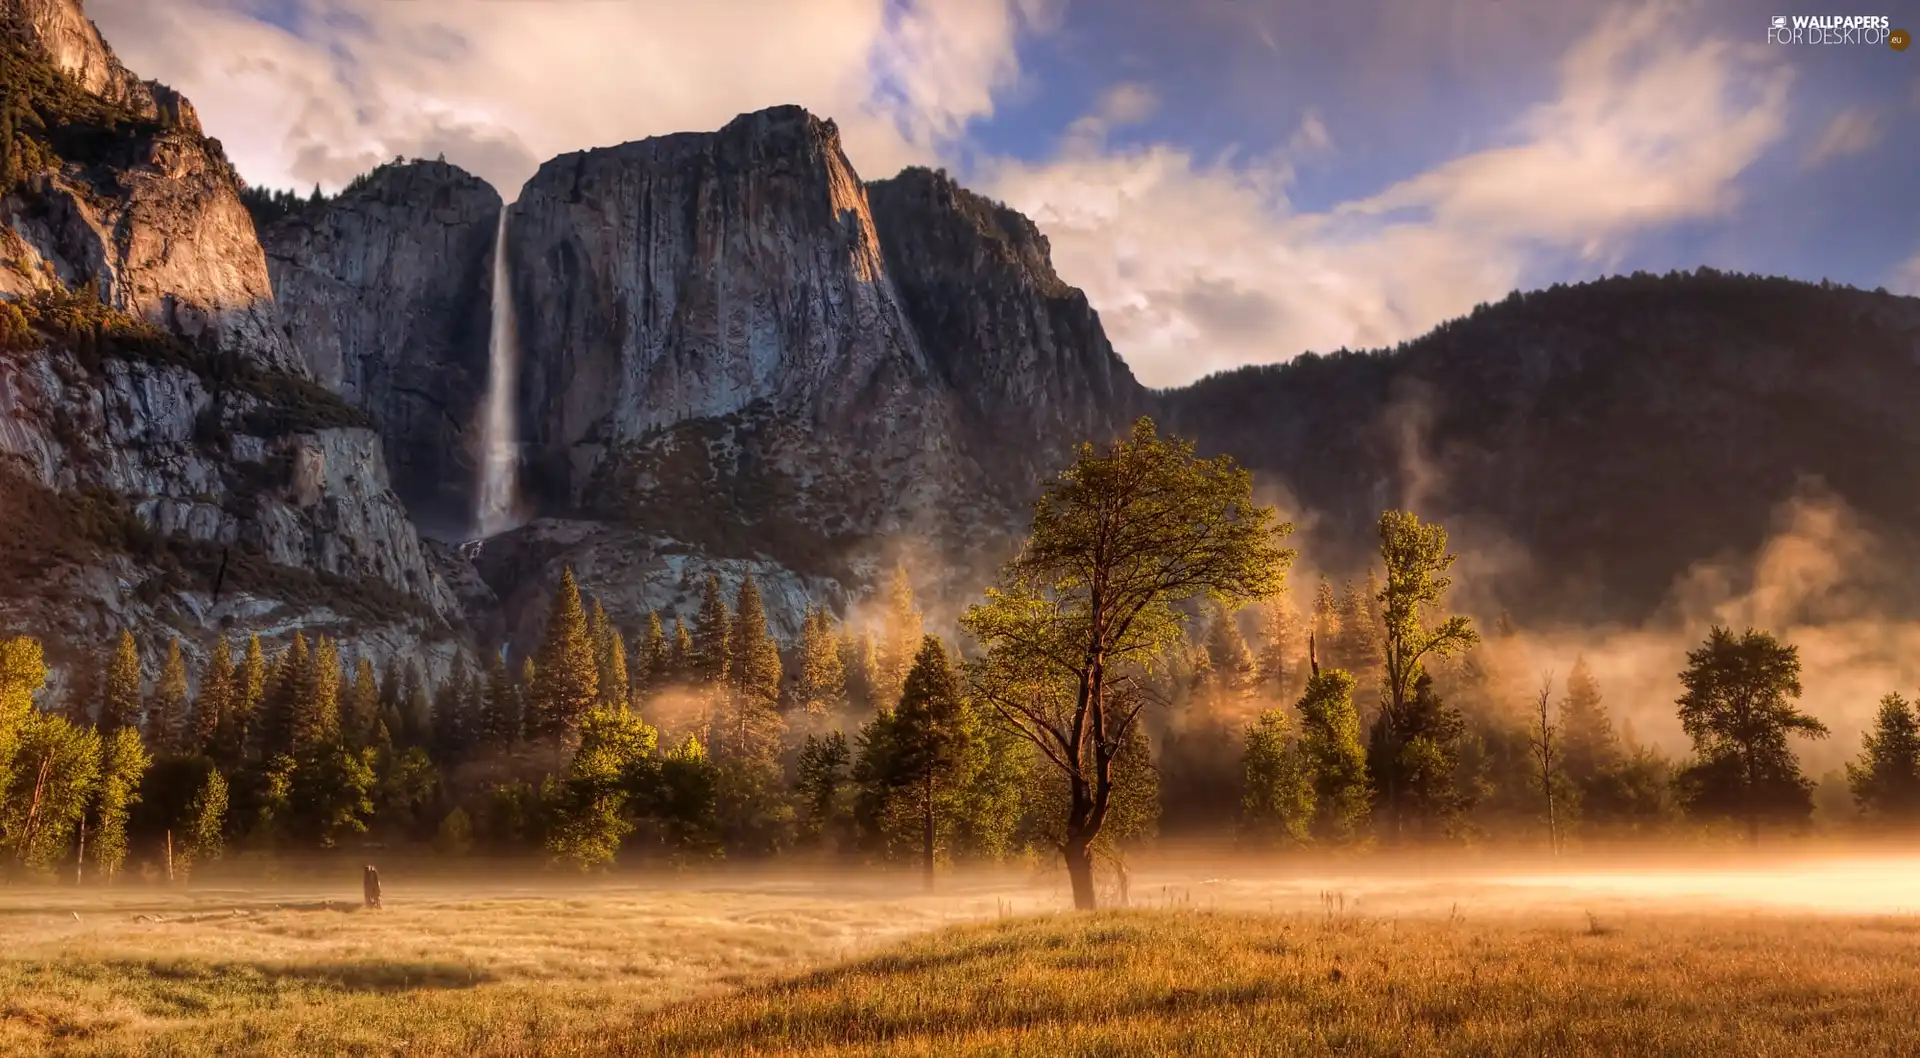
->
xmin=531 ymin=568 xmax=599 ymax=736
xmin=794 ymin=731 xmax=852 ymax=850
xmin=1201 ymin=603 xmax=1254 ymax=697
xmin=190 ymin=639 xmax=234 ymax=758
xmin=260 ymin=634 xmax=312 ymax=759
xmin=884 ymin=636 xmax=969 ymax=888
xmin=636 ymin=610 xmax=670 ymax=701
xmin=1253 ymin=594 xmax=1299 ymax=699
xmin=99 ymin=630 xmax=142 ymax=733
xmin=145 ymin=639 xmax=189 ymax=754
xmin=730 ymin=577 xmax=783 ymax=708
xmin=1368 ymin=672 xmax=1471 ymax=841
xmin=481 ymin=650 xmax=521 ymax=744
xmin=874 ymin=566 xmax=923 ymax=710
xmin=297 ymin=636 xmax=342 ymax=751
xmin=1311 ymin=577 xmax=1340 ymax=659
xmin=517 ymin=658 xmax=537 ymax=739
xmin=795 ymin=608 xmax=847 ymax=716
xmin=343 ymin=658 xmax=381 ymax=749
xmin=589 ymin=601 xmax=628 ymax=709
xmin=671 ymin=617 xmax=694 ymax=681
xmin=692 ymin=576 xmax=732 ymax=688
xmin=433 ymin=659 xmax=477 ymax=762
xmin=1846 ymin=694 xmax=1920 ymax=822
xmin=223 ymin=635 xmax=267 ymax=763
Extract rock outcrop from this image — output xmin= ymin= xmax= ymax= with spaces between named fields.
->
xmin=262 ymin=160 xmax=502 ymax=532
xmin=0 ymin=0 xmax=467 ymax=680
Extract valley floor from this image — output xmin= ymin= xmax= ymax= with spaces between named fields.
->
xmin=3 ymin=857 xmax=1918 ymax=1056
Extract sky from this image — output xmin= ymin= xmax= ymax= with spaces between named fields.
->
xmin=87 ymin=0 xmax=1920 ymax=388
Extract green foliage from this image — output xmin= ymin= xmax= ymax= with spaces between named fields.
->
xmin=288 ymin=741 xmax=376 ymax=849
xmin=547 ymin=707 xmax=659 ymax=870
xmin=179 ymin=769 xmax=227 ymax=874
xmin=1845 ymin=694 xmax=1920 ymax=823
xmin=879 ymin=637 xmax=971 ymax=879
xmin=99 ymin=630 xmax=142 ymax=734
xmin=90 ymin=727 xmax=150 ymax=880
xmin=146 ymin=638 xmax=189 ymax=754
xmin=692 ymin=576 xmax=732 ymax=688
xmin=794 ymin=731 xmax=852 ymax=852
xmin=1241 ymin=708 xmax=1314 ymax=847
xmin=1368 ymin=673 xmax=1472 ymax=841
xmin=1293 ymin=667 xmax=1371 ymax=843
xmin=0 ymin=27 xmax=161 ymax=195
xmin=190 ymin=639 xmax=234 ymax=759
xmin=963 ymin=417 xmax=1292 ymax=908
xmin=1674 ymin=627 xmax=1828 ymax=841
xmin=435 ymin=807 xmax=474 ymax=857
xmin=371 ymin=746 xmax=440 ymax=842
xmin=531 ymin=568 xmax=599 ymax=736
xmin=646 ymin=735 xmax=721 ymax=860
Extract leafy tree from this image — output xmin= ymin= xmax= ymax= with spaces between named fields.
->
xmin=146 ymin=638 xmax=189 ymax=754
xmin=435 ymin=807 xmax=475 ymax=857
xmin=647 ymin=735 xmax=721 ymax=860
xmin=3 ymin=713 xmax=100 ymax=874
xmin=1372 ymin=511 xmax=1479 ymax=841
xmin=875 ymin=566 xmax=924 ymax=710
xmin=1368 ymin=673 xmax=1472 ymax=841
xmin=177 ymin=770 xmax=227 ymax=876
xmin=1241 ymin=707 xmax=1313 ymax=846
xmin=547 ymin=707 xmax=658 ymax=869
xmin=190 ymin=639 xmax=234 ymax=759
xmin=372 ymin=746 xmax=441 ymax=841
xmin=90 ymin=727 xmax=150 ymax=881
xmin=795 ymin=607 xmax=847 ymax=716
xmin=1673 ymin=627 xmax=1828 ymax=843
xmin=794 ymin=731 xmax=853 ymax=851
xmin=1846 ymin=693 xmax=1920 ymax=823
xmin=532 ymin=568 xmax=598 ymax=736
xmin=99 ymin=630 xmax=142 ymax=733
xmin=1294 ymin=655 xmax=1371 ymax=842
xmin=963 ymin=418 xmax=1293 ymax=908
xmin=290 ymin=742 xmax=377 ymax=848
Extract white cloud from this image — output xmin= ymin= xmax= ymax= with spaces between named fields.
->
xmin=1802 ymin=107 xmax=1885 ymax=170
xmin=985 ymin=5 xmax=1793 ymax=386
xmin=90 ymin=0 xmax=1049 ymax=195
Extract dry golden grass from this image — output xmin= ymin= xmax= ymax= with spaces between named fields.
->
xmin=3 ymin=859 xmax=1918 ymax=1056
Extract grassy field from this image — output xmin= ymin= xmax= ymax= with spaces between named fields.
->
xmin=3 ymin=858 xmax=1919 ymax=1056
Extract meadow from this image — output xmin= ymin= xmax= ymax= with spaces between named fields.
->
xmin=4 ymin=855 xmax=1919 ymax=1056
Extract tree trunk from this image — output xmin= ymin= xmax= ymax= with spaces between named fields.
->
xmin=921 ymin=777 xmax=935 ymax=892
xmin=1064 ymin=834 xmax=1097 ymax=910
xmin=75 ymin=819 xmax=86 ymax=886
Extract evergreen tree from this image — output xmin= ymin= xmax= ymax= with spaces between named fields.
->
xmin=223 ymin=635 xmax=267 ymax=764
xmin=178 ymin=770 xmax=228 ymax=875
xmin=1201 ymin=603 xmax=1255 ymax=697
xmin=433 ymin=659 xmax=476 ymax=762
xmin=795 ymin=608 xmax=847 ymax=716
xmin=730 ymin=577 xmax=783 ymax=708
xmin=1558 ymin=657 xmax=1620 ymax=788
xmin=1673 ymin=627 xmax=1828 ymax=843
xmin=145 ymin=638 xmax=189 ymax=754
xmin=1311 ymin=577 xmax=1340 ymax=659
xmin=297 ymin=636 xmax=342 ymax=752
xmin=343 ymin=658 xmax=381 ymax=749
xmin=260 ymin=634 xmax=311 ymax=759
xmin=636 ymin=610 xmax=670 ymax=701
xmin=874 ymin=566 xmax=923 ymax=710
xmin=531 ymin=568 xmax=599 ymax=736
xmin=1253 ymin=594 xmax=1300 ymax=699
xmin=482 ymin=650 xmax=522 ymax=745
xmin=99 ymin=630 xmax=142 ymax=734
xmin=794 ymin=731 xmax=852 ymax=851
xmin=289 ymin=743 xmax=377 ymax=849
xmin=1241 ymin=707 xmax=1313 ymax=846
xmin=1295 ymin=661 xmax=1371 ymax=842
xmin=1847 ymin=693 xmax=1920 ymax=822
xmin=590 ymin=601 xmax=629 ymax=710
xmin=190 ymin=639 xmax=234 ymax=758
xmin=709 ymin=644 xmax=791 ymax=856
xmin=838 ymin=627 xmax=880 ymax=714
xmin=90 ymin=727 xmax=150 ymax=881
xmin=692 ymin=576 xmax=733 ymax=688
xmin=671 ymin=617 xmax=694 ymax=681
xmin=884 ymin=636 xmax=971 ymax=887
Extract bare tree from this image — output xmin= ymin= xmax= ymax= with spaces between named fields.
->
xmin=1530 ymin=670 xmax=1560 ymax=855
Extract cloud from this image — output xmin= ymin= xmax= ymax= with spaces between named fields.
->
xmin=90 ymin=0 xmax=1050 ymax=195
xmin=984 ymin=5 xmax=1793 ymax=386
xmin=1801 ymin=107 xmax=1885 ymax=170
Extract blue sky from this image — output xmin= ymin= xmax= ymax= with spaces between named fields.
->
xmin=91 ymin=0 xmax=1920 ymax=385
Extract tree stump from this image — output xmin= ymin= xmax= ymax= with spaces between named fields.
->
xmin=363 ymin=865 xmax=382 ymax=909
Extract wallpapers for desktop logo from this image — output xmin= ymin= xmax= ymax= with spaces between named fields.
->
xmin=1767 ymin=14 xmax=1906 ymax=47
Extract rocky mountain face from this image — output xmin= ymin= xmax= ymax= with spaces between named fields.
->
xmin=261 ymin=161 xmax=502 ymax=533
xmin=0 ymin=0 xmax=468 ymax=686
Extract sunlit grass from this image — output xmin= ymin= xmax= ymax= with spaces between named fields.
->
xmin=2 ymin=858 xmax=1918 ymax=1055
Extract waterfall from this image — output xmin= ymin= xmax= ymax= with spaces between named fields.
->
xmin=475 ymin=207 xmax=522 ymax=538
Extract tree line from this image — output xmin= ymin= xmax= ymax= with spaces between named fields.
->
xmin=3 ymin=420 xmax=1917 ymax=906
